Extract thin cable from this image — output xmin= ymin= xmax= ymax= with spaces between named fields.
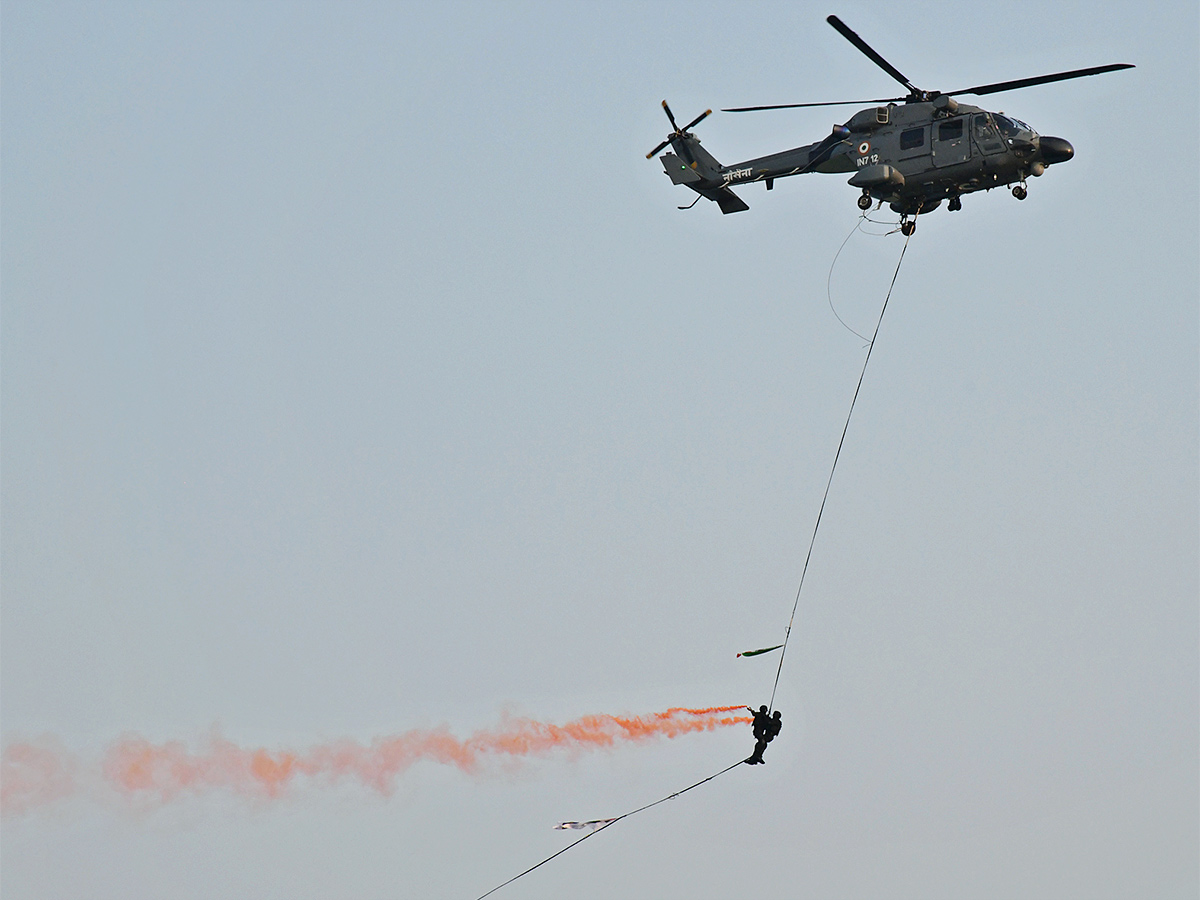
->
xmin=475 ymin=220 xmax=913 ymax=900
xmin=826 ymin=217 xmax=872 ymax=342
xmin=472 ymin=763 xmax=744 ymax=900
xmin=767 ymin=231 xmax=913 ymax=712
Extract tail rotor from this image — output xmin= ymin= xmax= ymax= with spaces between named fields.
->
xmin=646 ymin=100 xmax=711 ymax=159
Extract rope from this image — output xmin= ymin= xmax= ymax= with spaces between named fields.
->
xmin=767 ymin=229 xmax=913 ymax=711
xmin=474 ymin=222 xmax=915 ymax=900
xmin=826 ymin=217 xmax=872 ymax=343
xmin=475 ymin=759 xmax=745 ymax=900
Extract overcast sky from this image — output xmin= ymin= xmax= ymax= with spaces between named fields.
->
xmin=3 ymin=2 xmax=1197 ymax=898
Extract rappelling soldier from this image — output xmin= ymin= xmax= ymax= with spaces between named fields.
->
xmin=745 ymin=709 xmax=782 ymax=765
xmin=747 ymin=705 xmax=769 ymax=741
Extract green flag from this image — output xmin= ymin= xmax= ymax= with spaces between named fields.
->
xmin=737 ymin=644 xmax=783 ymax=658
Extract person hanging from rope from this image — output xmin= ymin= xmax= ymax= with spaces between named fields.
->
xmin=744 ymin=705 xmax=769 ymax=764
xmin=746 ymin=705 xmax=769 ymax=740
xmin=745 ymin=709 xmax=782 ymax=765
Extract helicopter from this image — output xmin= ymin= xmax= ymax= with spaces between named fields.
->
xmin=646 ymin=15 xmax=1133 ymax=234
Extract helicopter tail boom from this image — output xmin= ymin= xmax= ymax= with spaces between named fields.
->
xmin=659 ymin=141 xmax=751 ymax=213
xmin=648 ymin=99 xmax=753 ymax=213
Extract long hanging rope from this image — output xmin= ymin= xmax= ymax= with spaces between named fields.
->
xmin=768 ymin=229 xmax=913 ymax=711
xmin=475 ymin=759 xmax=745 ymax=900
xmin=475 ymin=223 xmax=914 ymax=900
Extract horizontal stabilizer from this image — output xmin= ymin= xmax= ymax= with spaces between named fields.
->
xmin=713 ymin=186 xmax=750 ymax=214
xmin=661 ymin=153 xmax=701 ymax=185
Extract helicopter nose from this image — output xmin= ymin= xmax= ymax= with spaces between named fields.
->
xmin=1039 ymin=136 xmax=1074 ymax=164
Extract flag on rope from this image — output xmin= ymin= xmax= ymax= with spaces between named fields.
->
xmin=737 ymin=644 xmax=783 ymax=658
xmin=555 ymin=819 xmax=617 ymax=831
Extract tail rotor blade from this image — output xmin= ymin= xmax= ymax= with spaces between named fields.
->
xmin=661 ymin=99 xmax=680 ymax=132
xmin=646 ymin=101 xmax=708 ymax=162
xmin=646 ymin=140 xmax=670 ymax=159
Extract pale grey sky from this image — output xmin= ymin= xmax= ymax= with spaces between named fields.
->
xmin=3 ymin=2 xmax=1196 ymax=898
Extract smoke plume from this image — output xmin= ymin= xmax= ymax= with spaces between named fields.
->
xmin=2 ymin=705 xmax=749 ymax=814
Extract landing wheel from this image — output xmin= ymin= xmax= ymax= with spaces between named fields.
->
xmin=900 ymin=219 xmax=916 ymax=236
xmin=947 ymin=196 xmax=962 ymax=212
xmin=857 ymin=191 xmax=872 ymax=211
xmin=1012 ymin=184 xmax=1028 ymax=200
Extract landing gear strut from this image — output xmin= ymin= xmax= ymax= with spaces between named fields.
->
xmin=947 ymin=196 xmax=962 ymax=212
xmin=857 ymin=190 xmax=873 ymax=211
xmin=1012 ymin=183 xmax=1028 ymax=200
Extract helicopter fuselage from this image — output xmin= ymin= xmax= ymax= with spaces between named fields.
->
xmin=665 ymin=98 xmax=1072 ymax=216
xmin=649 ymin=15 xmax=1128 ymax=225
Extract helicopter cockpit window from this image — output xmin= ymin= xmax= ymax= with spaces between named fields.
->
xmin=994 ymin=115 xmax=1022 ymax=137
xmin=973 ymin=114 xmax=1004 ymax=153
xmin=900 ymin=128 xmax=924 ymax=150
xmin=937 ymin=119 xmax=963 ymax=141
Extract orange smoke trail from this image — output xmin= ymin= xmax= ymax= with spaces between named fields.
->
xmin=1 ymin=739 xmax=77 ymax=816
xmin=3 ymin=706 xmax=750 ymax=813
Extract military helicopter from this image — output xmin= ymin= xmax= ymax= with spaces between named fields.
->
xmin=646 ymin=15 xmax=1132 ymax=234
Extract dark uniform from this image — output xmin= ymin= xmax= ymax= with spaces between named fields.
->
xmin=749 ymin=705 xmax=770 ymax=740
xmin=746 ymin=709 xmax=781 ymax=765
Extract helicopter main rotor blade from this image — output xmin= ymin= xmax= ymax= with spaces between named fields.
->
xmin=826 ymin=15 xmax=921 ymax=98
xmin=723 ymin=96 xmax=903 ymax=112
xmin=945 ymin=63 xmax=1135 ymax=98
xmin=724 ymin=62 xmax=1135 ymax=113
xmin=682 ymin=109 xmax=712 ymax=131
xmin=661 ymin=99 xmax=680 ymax=132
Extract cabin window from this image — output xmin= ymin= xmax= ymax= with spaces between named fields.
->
xmin=900 ymin=128 xmax=924 ymax=150
xmin=993 ymin=115 xmax=1020 ymax=137
xmin=973 ymin=114 xmax=998 ymax=139
xmin=973 ymin=114 xmax=1004 ymax=152
xmin=937 ymin=119 xmax=964 ymax=141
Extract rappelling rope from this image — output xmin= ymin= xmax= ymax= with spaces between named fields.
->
xmin=475 ymin=758 xmax=745 ymax=900
xmin=767 ymin=228 xmax=913 ymax=712
xmin=472 ymin=220 xmax=912 ymax=900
